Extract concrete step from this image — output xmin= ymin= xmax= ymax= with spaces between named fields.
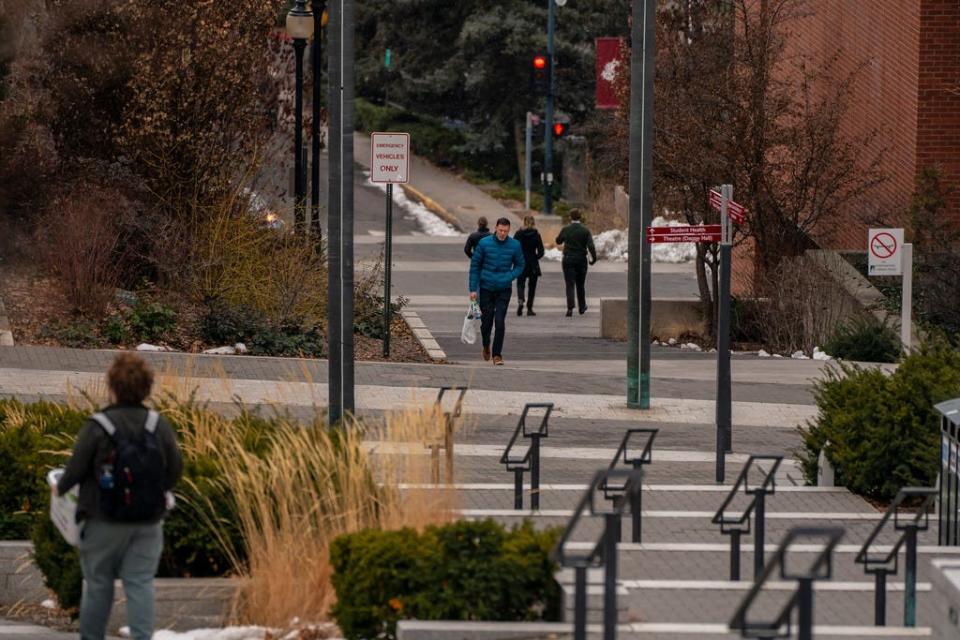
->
xmin=444 ymin=484 xmax=876 ymax=513
xmin=609 ymin=580 xmax=934 ymax=627
xmin=396 ymin=620 xmax=931 ymax=640
xmin=555 ymin=544 xmax=960 ymax=583
xmin=471 ymin=511 xmax=940 ymax=547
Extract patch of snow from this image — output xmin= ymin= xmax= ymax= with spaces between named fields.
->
xmin=667 ymin=338 xmax=677 ymax=346
xmin=235 ymin=343 xmax=248 ymax=354
xmin=203 ymin=346 xmax=236 ymax=355
xmin=708 ymin=348 xmax=717 ymax=353
xmin=119 ymin=627 xmax=130 ymax=638
xmin=758 ymin=349 xmax=771 ymax=358
xmin=813 ymin=346 xmax=832 ymax=361
xmin=136 ymin=343 xmax=171 ymax=352
xmin=543 ymin=247 xmax=563 ymax=261
xmin=772 ymin=354 xmax=784 ymax=358
xmin=542 ymin=217 xmax=696 ymax=263
xmin=152 ymin=627 xmax=270 ymax=640
xmin=41 ymin=599 xmax=56 ymax=610
xmin=791 ymin=350 xmax=810 ymax=360
xmin=594 ymin=229 xmax=628 ymax=262
xmin=365 ymin=174 xmax=459 ymax=237
xmin=681 ymin=342 xmax=702 ymax=351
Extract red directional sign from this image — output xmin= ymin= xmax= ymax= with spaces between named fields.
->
xmin=647 ymin=225 xmax=721 ymax=243
xmin=709 ymin=189 xmax=747 ymax=224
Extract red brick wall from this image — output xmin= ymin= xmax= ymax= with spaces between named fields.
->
xmin=783 ymin=1 xmax=920 ymax=250
xmin=733 ymin=0 xmax=924 ymax=294
xmin=917 ymin=0 xmax=960 ymax=225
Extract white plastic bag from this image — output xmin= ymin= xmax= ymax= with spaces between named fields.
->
xmin=47 ymin=469 xmax=80 ymax=547
xmin=460 ymin=302 xmax=482 ymax=344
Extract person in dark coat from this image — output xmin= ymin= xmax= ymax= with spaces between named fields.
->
xmin=464 ymin=216 xmax=491 ymax=258
xmin=555 ymin=209 xmax=598 ymax=316
xmin=514 ymin=215 xmax=545 ymax=316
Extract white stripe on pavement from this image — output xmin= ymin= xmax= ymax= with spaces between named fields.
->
xmin=615 ymin=579 xmax=930 ymax=592
xmin=399 ymin=482 xmax=837 ymax=492
xmin=626 ymin=623 xmax=928 ymax=636
xmin=379 ymin=443 xmax=800 ymax=465
xmin=461 ymin=508 xmax=884 ymax=520
xmin=563 ymin=542 xmax=960 ymax=554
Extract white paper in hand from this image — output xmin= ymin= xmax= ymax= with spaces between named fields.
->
xmin=47 ymin=469 xmax=80 ymax=546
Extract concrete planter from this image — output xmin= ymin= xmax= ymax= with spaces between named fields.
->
xmin=0 ymin=541 xmax=240 ymax=631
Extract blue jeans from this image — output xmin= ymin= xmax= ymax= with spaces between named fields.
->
xmin=79 ymin=519 xmax=164 ymax=640
xmin=479 ymin=288 xmax=512 ymax=357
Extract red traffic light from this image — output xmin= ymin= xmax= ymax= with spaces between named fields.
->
xmin=553 ymin=122 xmax=567 ymax=137
xmin=533 ymin=55 xmax=547 ymax=70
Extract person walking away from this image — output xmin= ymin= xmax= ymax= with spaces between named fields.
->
xmin=469 ymin=217 xmax=525 ymax=365
xmin=555 ymin=209 xmax=597 ymax=316
xmin=514 ymin=215 xmax=545 ymax=316
xmin=55 ymin=353 xmax=183 ymax=640
xmin=464 ymin=216 xmax=491 ymax=258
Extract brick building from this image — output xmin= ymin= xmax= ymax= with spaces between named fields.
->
xmin=733 ymin=0 xmax=960 ymax=293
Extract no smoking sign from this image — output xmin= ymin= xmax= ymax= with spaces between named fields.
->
xmin=868 ymin=228 xmax=903 ymax=276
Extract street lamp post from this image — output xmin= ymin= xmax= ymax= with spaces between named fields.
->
xmin=543 ymin=0 xmax=556 ymax=215
xmin=286 ymin=0 xmax=313 ymax=234
xmin=310 ymin=1 xmax=327 ymax=237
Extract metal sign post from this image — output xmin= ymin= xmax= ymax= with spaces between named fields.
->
xmin=370 ymin=132 xmax=410 ymax=359
xmin=715 ymin=184 xmax=733 ymax=483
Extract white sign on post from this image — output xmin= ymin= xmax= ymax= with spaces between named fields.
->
xmin=867 ymin=228 xmax=904 ymax=276
xmin=370 ymin=132 xmax=410 ymax=184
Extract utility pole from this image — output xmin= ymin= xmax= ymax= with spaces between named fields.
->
xmin=543 ymin=0 xmax=556 ymax=214
xmin=310 ymin=1 xmax=325 ymax=237
xmin=327 ymin=0 xmax=355 ymax=425
xmin=627 ymin=0 xmax=655 ymax=409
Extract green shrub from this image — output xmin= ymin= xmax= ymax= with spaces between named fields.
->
xmin=199 ymin=300 xmax=265 ymax=346
xmin=799 ymin=336 xmax=960 ymax=501
xmin=823 ymin=315 xmax=900 ymax=363
xmin=128 ymin=301 xmax=178 ymax=343
xmin=31 ymin=514 xmax=82 ymax=614
xmin=330 ymin=520 xmax=561 ymax=640
xmin=39 ymin=319 xmax=99 ymax=348
xmin=249 ymin=321 xmax=325 ymax=357
xmin=103 ymin=312 xmax=132 ymax=345
xmin=0 ymin=400 xmax=87 ymax=539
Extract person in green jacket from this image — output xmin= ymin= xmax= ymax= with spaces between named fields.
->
xmin=555 ymin=209 xmax=597 ymax=316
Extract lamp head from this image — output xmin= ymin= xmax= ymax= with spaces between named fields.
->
xmin=286 ymin=0 xmax=314 ymax=40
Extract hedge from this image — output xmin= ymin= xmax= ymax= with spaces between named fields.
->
xmin=799 ymin=336 xmax=960 ymax=501
xmin=330 ymin=519 xmax=562 ymax=640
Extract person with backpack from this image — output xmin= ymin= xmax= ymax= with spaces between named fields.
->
xmin=463 ymin=216 xmax=491 ymax=259
xmin=55 ymin=353 xmax=183 ymax=640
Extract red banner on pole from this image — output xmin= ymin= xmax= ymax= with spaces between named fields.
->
xmin=595 ymin=37 xmax=624 ymax=110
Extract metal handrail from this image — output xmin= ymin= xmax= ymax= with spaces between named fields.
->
xmin=855 ymin=486 xmax=937 ymax=627
xmin=600 ymin=428 xmax=658 ymax=543
xmin=427 ymin=386 xmax=467 ymax=484
xmin=552 ymin=468 xmax=644 ymax=640
xmin=729 ymin=527 xmax=844 ymax=640
xmin=712 ymin=455 xmax=783 ymax=580
xmin=498 ymin=403 xmax=553 ymax=510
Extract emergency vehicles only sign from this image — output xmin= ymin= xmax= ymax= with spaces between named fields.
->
xmin=370 ymin=132 xmax=410 ymax=184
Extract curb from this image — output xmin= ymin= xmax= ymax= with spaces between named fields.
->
xmin=0 ymin=296 xmax=13 ymax=346
xmin=400 ymin=309 xmax=446 ymax=362
xmin=400 ymin=183 xmax=465 ymax=232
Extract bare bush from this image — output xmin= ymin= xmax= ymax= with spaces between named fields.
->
xmin=754 ymin=253 xmax=855 ymax=355
xmin=36 ymin=184 xmax=133 ymax=315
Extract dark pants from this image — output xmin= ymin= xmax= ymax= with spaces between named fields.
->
xmin=562 ymin=256 xmax=588 ymax=312
xmin=517 ymin=275 xmax=539 ymax=311
xmin=479 ymin=288 xmax=512 ymax=357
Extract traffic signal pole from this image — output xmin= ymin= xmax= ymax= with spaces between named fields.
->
xmin=543 ymin=0 xmax=556 ymax=215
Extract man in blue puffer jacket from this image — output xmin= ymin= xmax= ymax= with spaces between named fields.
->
xmin=469 ymin=217 xmax=525 ymax=365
